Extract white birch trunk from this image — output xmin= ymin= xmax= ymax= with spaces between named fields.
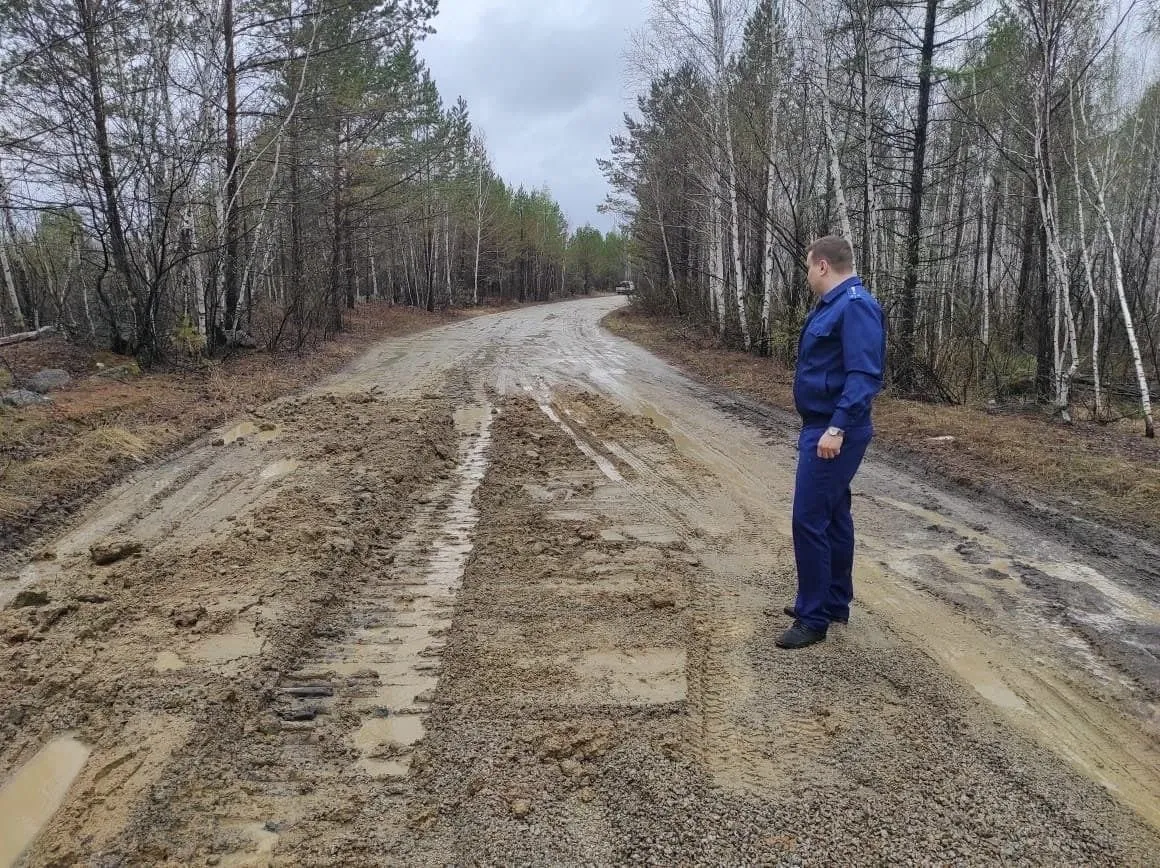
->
xmin=978 ymin=166 xmax=992 ymax=347
xmin=705 ymin=0 xmax=727 ymax=335
xmin=1031 ymin=84 xmax=1076 ymax=417
xmin=725 ymin=108 xmax=750 ymax=349
xmin=861 ymin=2 xmax=879 ymax=285
xmin=998 ymin=170 xmax=1010 ymax=318
xmin=761 ymin=0 xmax=783 ymax=354
xmin=809 ymin=21 xmax=854 ymax=248
xmin=444 ymin=207 xmax=452 ymax=304
xmin=1088 ymin=158 xmax=1155 ymax=437
xmin=821 ymin=85 xmax=853 ymax=245
xmin=560 ymin=239 xmax=567 ymax=296
xmin=0 ymin=169 xmax=25 ymax=332
xmin=712 ymin=0 xmax=749 ymax=350
xmin=761 ymin=86 xmax=780 ymax=347
xmin=651 ymin=175 xmax=678 ymax=302
xmin=707 ymin=147 xmax=726 ymax=332
xmin=79 ymin=226 xmax=97 ymax=341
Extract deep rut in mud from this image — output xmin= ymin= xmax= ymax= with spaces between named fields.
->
xmin=3 ymin=297 xmax=1160 ymax=866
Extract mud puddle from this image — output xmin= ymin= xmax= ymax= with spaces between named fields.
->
xmin=220 ymin=420 xmax=281 ymax=445
xmin=188 ymin=623 xmax=265 ymax=669
xmin=153 ymin=651 xmax=187 ymax=672
xmin=573 ymin=648 xmax=686 ymax=704
xmin=218 ymin=822 xmax=279 ymax=868
xmin=259 ymin=458 xmax=300 ymax=481
xmin=0 ymin=736 xmax=90 ymax=867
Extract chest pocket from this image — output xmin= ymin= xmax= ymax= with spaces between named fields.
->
xmin=806 ymin=317 xmax=837 ymax=340
xmin=805 ymin=317 xmax=842 ymax=395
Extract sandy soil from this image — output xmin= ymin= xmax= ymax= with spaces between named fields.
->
xmin=2 ymin=296 xmax=1158 ymax=866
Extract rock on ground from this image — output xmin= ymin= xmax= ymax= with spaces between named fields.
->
xmin=26 ymin=368 xmax=71 ymax=393
xmin=90 ymin=537 xmax=144 ymax=565
xmin=1 ymin=388 xmax=50 ymax=407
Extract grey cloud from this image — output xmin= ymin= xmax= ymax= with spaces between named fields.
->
xmin=448 ymin=12 xmax=623 ymax=117
xmin=421 ymin=0 xmax=649 ymax=233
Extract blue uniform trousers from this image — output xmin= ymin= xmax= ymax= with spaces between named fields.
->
xmin=792 ymin=424 xmax=873 ymax=632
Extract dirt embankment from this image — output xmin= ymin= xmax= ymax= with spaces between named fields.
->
xmin=0 ymin=304 xmax=487 ymax=557
xmin=602 ymin=306 xmax=1160 ymax=544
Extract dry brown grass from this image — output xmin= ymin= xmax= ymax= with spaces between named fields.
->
xmin=604 ymin=307 xmax=1160 ymax=541
xmin=38 ymin=427 xmax=152 ymax=483
xmin=0 ymin=428 xmax=156 ymax=522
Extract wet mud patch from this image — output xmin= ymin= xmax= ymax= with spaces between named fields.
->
xmin=1015 ymin=561 xmax=1116 ymax=613
xmin=1064 ymin=614 xmax=1160 ymax=699
xmin=1013 ymin=561 xmax=1160 ymax=698
xmin=0 ymin=391 xmax=456 ymax=865
xmin=0 ymin=735 xmax=90 ymax=867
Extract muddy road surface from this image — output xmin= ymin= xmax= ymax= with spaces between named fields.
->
xmin=2 ymin=296 xmax=1159 ymax=866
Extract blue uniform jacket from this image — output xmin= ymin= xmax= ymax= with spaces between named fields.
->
xmin=793 ymin=276 xmax=886 ymax=430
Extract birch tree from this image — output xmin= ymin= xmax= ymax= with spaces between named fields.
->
xmin=607 ymin=0 xmax=1159 ymax=433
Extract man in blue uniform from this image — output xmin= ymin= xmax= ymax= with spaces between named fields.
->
xmin=777 ymin=235 xmax=886 ymax=650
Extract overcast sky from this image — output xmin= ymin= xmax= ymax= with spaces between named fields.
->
xmin=420 ymin=0 xmax=651 ymax=236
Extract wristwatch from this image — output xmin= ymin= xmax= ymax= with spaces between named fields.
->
xmin=826 ymin=426 xmax=844 ymax=438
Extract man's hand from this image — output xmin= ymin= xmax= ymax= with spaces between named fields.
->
xmin=817 ymin=431 xmax=844 ymax=459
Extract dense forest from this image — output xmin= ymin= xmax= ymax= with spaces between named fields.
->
xmin=0 ymin=0 xmax=625 ymax=359
xmin=604 ymin=0 xmax=1159 ymax=435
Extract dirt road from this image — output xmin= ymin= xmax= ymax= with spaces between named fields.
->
xmin=2 ymin=296 xmax=1159 ymax=866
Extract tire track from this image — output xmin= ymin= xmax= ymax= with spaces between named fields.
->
xmin=535 ymin=389 xmax=786 ymax=793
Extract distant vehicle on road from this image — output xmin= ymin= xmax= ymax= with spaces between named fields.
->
xmin=614 ymin=280 xmax=634 ymax=295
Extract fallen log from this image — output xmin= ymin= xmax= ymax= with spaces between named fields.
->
xmin=0 ymin=325 xmax=54 ymax=347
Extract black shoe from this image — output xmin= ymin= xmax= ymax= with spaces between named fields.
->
xmin=776 ymin=620 xmax=827 ymax=649
xmin=783 ymin=604 xmax=848 ymax=626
